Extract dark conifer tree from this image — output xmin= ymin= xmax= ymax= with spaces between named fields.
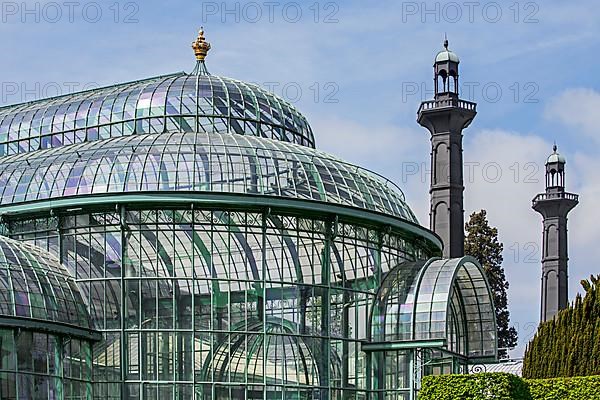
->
xmin=523 ymin=275 xmax=600 ymax=378
xmin=464 ymin=210 xmax=518 ymax=358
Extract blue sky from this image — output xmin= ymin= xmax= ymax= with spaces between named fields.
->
xmin=2 ymin=0 xmax=599 ymax=357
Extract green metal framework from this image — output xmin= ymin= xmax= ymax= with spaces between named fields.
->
xmin=4 ymin=204 xmax=435 ymax=399
xmin=369 ymin=257 xmax=497 ymax=357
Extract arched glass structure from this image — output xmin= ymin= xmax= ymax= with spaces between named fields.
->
xmin=0 ymin=37 xmax=497 ymax=400
xmin=201 ymin=318 xmax=342 ymax=399
xmin=367 ymin=257 xmax=497 ymax=396
xmin=370 ymin=257 xmax=497 ymax=357
xmin=0 ymin=235 xmax=92 ymax=330
xmin=0 ymin=236 xmax=98 ymax=399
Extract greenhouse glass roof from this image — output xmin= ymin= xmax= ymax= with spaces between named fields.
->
xmin=0 ymin=72 xmax=315 ymax=157
xmin=0 ymin=131 xmax=418 ymax=223
xmin=0 ymin=235 xmax=93 ymax=332
xmin=370 ymin=256 xmax=497 ymax=359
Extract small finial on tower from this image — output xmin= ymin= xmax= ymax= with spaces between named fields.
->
xmin=444 ymin=33 xmax=449 ymax=50
xmin=192 ymin=27 xmax=211 ymax=62
xmin=553 ymin=142 xmax=558 ymax=153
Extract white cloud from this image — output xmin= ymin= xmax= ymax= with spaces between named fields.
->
xmin=568 ymin=153 xmax=600 ymax=286
xmin=546 ymin=88 xmax=600 ymax=144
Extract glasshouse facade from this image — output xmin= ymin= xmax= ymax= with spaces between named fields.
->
xmin=0 ymin=30 xmax=497 ymax=399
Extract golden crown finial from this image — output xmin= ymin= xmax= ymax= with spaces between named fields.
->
xmin=192 ymin=27 xmax=211 ymax=61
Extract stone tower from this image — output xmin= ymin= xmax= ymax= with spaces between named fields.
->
xmin=533 ymin=145 xmax=579 ymax=321
xmin=418 ymin=39 xmax=477 ymax=258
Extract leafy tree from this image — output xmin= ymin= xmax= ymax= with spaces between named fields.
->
xmin=523 ymin=275 xmax=600 ymax=379
xmin=464 ymin=210 xmax=518 ymax=358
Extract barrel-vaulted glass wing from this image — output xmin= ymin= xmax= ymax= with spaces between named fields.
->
xmin=370 ymin=256 xmax=497 ymax=359
xmin=0 ymin=235 xmax=93 ymax=333
xmin=0 ymin=131 xmax=418 ymax=223
xmin=0 ymin=73 xmax=315 ymax=157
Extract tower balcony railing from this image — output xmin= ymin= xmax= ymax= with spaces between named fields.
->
xmin=418 ymin=98 xmax=477 ymax=114
xmin=532 ymin=191 xmax=579 ymax=205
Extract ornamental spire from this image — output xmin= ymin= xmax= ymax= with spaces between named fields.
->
xmin=192 ymin=27 xmax=211 ymax=61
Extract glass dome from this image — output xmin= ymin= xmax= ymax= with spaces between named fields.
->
xmin=0 ymin=131 xmax=418 ymax=223
xmin=201 ymin=318 xmax=341 ymax=398
xmin=0 ymin=72 xmax=315 ymax=157
xmin=0 ymin=235 xmax=93 ymax=333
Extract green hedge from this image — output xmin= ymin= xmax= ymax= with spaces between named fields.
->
xmin=527 ymin=376 xmax=600 ymax=399
xmin=420 ymin=373 xmax=600 ymax=400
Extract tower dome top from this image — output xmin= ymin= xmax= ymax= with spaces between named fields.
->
xmin=547 ymin=144 xmax=566 ymax=164
xmin=435 ymin=37 xmax=460 ymax=63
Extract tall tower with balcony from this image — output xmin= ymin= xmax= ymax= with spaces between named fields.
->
xmin=533 ymin=145 xmax=579 ymax=321
xmin=418 ymin=39 xmax=477 ymax=258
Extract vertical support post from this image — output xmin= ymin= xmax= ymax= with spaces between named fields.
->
xmin=319 ymin=218 xmax=334 ymax=400
xmin=119 ymin=204 xmax=128 ymax=400
xmin=342 ymin=284 xmax=350 ymax=398
xmin=261 ymin=209 xmax=269 ymax=400
xmin=408 ymin=349 xmax=415 ymax=400
xmin=366 ymin=351 xmax=372 ymax=400
xmin=84 ymin=340 xmax=93 ymax=400
xmin=377 ymin=230 xmax=385 ymax=400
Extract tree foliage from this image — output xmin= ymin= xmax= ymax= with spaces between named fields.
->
xmin=464 ymin=210 xmax=518 ymax=357
xmin=523 ymin=275 xmax=600 ymax=379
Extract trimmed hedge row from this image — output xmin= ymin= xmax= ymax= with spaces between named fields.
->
xmin=420 ymin=373 xmax=600 ymax=399
xmin=527 ymin=376 xmax=600 ymax=399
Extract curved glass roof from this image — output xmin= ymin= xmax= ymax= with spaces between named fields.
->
xmin=370 ymin=256 xmax=497 ymax=359
xmin=0 ymin=72 xmax=315 ymax=157
xmin=0 ymin=132 xmax=418 ymax=223
xmin=202 ymin=318 xmax=341 ymax=386
xmin=0 ymin=235 xmax=92 ymax=330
